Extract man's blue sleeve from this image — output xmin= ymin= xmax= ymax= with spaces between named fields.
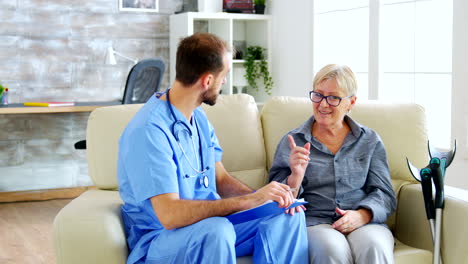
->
xmin=122 ymin=123 xmax=179 ymax=203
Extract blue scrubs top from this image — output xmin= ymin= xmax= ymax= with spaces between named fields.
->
xmin=117 ymin=94 xmax=223 ymax=264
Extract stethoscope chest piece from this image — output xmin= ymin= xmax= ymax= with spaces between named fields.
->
xmin=200 ymin=174 xmax=209 ymax=188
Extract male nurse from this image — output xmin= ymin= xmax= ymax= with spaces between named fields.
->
xmin=117 ymin=32 xmax=309 ymax=264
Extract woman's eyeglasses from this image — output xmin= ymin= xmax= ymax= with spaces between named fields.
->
xmin=309 ymin=91 xmax=353 ymax=107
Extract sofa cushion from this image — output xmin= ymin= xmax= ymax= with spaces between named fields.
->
xmin=87 ymin=104 xmax=143 ymax=190
xmin=393 ymin=238 xmax=432 ymax=263
xmin=349 ymin=101 xmax=428 ymax=185
xmin=202 ymin=94 xmax=267 ymax=189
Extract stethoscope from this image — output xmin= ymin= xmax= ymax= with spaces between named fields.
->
xmin=166 ymin=89 xmax=210 ymax=188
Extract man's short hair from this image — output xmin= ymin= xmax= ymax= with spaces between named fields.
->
xmin=176 ymin=33 xmax=230 ymax=86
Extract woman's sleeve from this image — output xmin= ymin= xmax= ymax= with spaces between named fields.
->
xmin=357 ymin=138 xmax=397 ymax=223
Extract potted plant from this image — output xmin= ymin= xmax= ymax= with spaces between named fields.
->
xmin=243 ymin=46 xmax=273 ymax=95
xmin=253 ymin=0 xmax=266 ymax=14
xmin=0 ymin=83 xmax=5 ymax=104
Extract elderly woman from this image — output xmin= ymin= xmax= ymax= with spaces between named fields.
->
xmin=269 ymin=64 xmax=397 ymax=263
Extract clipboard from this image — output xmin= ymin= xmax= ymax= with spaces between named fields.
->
xmin=225 ymin=199 xmax=308 ymax=224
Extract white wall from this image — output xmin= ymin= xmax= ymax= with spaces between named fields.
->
xmin=448 ymin=0 xmax=468 ymax=190
xmin=270 ymin=0 xmax=314 ymax=97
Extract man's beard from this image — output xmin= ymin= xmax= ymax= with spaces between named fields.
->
xmin=201 ymin=87 xmax=219 ymax=106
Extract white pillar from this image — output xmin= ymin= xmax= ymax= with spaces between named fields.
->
xmin=448 ymin=0 xmax=468 ymax=190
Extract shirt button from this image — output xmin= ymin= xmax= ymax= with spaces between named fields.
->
xmin=336 ymin=199 xmax=341 ymax=203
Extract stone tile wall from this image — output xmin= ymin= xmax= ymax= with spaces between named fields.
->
xmin=0 ymin=0 xmax=182 ymax=192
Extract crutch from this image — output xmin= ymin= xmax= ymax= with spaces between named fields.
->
xmin=427 ymin=140 xmax=457 ymax=264
xmin=406 ymin=161 xmax=436 ymax=243
xmin=406 ymin=140 xmax=456 ymax=264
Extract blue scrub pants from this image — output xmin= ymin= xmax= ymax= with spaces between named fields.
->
xmin=144 ymin=211 xmax=309 ymax=264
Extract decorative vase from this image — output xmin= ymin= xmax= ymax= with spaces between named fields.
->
xmin=254 ymin=4 xmax=265 ymax=14
xmin=198 ymin=0 xmax=222 ymax=13
xmin=233 ymin=66 xmax=248 ymax=94
xmin=234 ymin=86 xmax=245 ymax=94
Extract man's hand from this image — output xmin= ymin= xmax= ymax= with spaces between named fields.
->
xmin=254 ymin=181 xmax=295 ymax=208
xmin=287 ymin=135 xmax=310 ymax=194
xmin=331 ymin=207 xmax=373 ymax=234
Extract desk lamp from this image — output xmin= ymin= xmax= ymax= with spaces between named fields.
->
xmin=105 ymin=47 xmax=138 ymax=104
xmin=105 ymin=47 xmax=138 ymax=65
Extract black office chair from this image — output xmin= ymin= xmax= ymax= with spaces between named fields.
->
xmin=74 ymin=58 xmax=166 ymax=149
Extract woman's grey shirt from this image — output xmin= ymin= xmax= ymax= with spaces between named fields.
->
xmin=269 ymin=115 xmax=397 ymax=226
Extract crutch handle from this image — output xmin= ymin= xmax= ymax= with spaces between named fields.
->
xmin=430 ymin=158 xmax=445 ymax=209
xmin=420 ymin=167 xmax=435 ymax=220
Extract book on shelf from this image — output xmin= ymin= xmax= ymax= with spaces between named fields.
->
xmin=225 ymin=198 xmax=308 ymax=224
xmin=23 ymin=102 xmax=75 ymax=107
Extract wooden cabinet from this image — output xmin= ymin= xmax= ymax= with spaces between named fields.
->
xmin=170 ymin=12 xmax=272 ymax=102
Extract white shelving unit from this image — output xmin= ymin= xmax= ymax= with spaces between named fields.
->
xmin=170 ymin=12 xmax=272 ymax=101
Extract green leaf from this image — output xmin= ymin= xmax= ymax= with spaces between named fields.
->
xmin=254 ymin=0 xmax=266 ymax=5
xmin=242 ymin=46 xmax=274 ymax=95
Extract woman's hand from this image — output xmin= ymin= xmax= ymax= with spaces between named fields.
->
xmin=287 ymin=135 xmax=310 ymax=191
xmin=331 ymin=207 xmax=373 ymax=234
xmin=285 ymin=204 xmax=307 ymax=216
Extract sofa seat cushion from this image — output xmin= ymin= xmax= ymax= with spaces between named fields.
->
xmin=394 ymin=238 xmax=432 ymax=263
xmin=53 ymin=190 xmax=128 ymax=264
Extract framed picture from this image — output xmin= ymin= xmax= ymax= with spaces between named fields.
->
xmin=119 ymin=0 xmax=159 ymax=12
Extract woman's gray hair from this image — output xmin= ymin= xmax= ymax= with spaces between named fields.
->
xmin=313 ymin=64 xmax=357 ymax=97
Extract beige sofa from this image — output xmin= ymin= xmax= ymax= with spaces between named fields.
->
xmin=54 ymin=94 xmax=468 ymax=264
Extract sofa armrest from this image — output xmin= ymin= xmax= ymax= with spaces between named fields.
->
xmin=53 ymin=190 xmax=128 ymax=264
xmin=395 ymin=184 xmax=468 ymax=264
